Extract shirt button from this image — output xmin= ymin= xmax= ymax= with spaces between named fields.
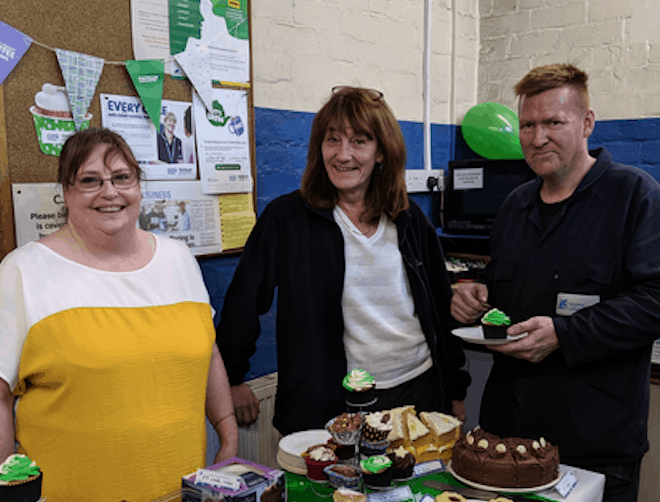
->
xmin=554 ymin=274 xmax=559 ymax=279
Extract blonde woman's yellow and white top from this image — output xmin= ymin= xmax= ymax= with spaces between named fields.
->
xmin=0 ymin=235 xmax=214 ymax=502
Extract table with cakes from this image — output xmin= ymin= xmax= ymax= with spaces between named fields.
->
xmin=277 ymin=369 xmax=605 ymax=502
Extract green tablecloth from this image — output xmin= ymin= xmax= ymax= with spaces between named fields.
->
xmin=285 ymin=470 xmax=556 ymax=501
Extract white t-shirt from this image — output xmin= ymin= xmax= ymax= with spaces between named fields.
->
xmin=334 ymin=206 xmax=432 ymax=389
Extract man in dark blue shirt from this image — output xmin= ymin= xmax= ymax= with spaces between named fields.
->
xmin=451 ymin=64 xmax=660 ymax=502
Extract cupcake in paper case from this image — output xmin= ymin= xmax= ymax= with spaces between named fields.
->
xmin=326 ymin=412 xmax=363 ymax=445
xmin=333 ymin=442 xmax=357 ymax=460
xmin=387 ymin=445 xmax=416 ymax=479
xmin=30 ymin=83 xmax=92 ymax=156
xmin=362 ymin=411 xmax=393 ymax=442
xmin=301 ymin=444 xmax=337 ymax=481
xmin=0 ymin=453 xmax=43 ymax=502
xmin=359 ymin=455 xmax=392 ymax=487
xmin=342 ymin=369 xmax=375 ymax=405
xmin=324 ymin=463 xmax=362 ymax=490
xmin=359 ymin=438 xmax=390 ymax=457
xmin=481 ymin=308 xmax=511 ymax=339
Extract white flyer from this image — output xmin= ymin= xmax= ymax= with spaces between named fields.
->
xmin=140 ymin=181 xmax=223 ymax=255
xmin=129 ymin=0 xmax=177 ymax=74
xmin=193 ymin=88 xmax=252 ymax=194
xmin=101 ymin=93 xmax=197 ymax=181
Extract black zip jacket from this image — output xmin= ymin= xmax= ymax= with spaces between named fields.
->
xmin=216 ymin=191 xmax=471 ymax=435
xmin=481 ymin=148 xmax=660 ymax=466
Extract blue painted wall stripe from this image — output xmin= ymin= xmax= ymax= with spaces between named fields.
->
xmin=201 ymin=107 xmax=660 ymax=381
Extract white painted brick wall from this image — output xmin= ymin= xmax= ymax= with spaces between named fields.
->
xmin=252 ymin=0 xmax=658 ymax=123
xmin=252 ymin=0 xmax=478 ymax=124
xmin=478 ymin=0 xmax=660 ymax=120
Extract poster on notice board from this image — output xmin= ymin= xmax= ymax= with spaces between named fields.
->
xmin=101 ymin=93 xmax=197 ymax=181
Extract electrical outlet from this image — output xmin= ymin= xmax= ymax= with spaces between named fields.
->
xmin=405 ymin=169 xmax=444 ymax=192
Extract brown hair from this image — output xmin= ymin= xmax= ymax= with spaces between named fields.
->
xmin=300 ymin=86 xmax=408 ymax=223
xmin=514 ymin=63 xmax=590 ymax=111
xmin=58 ymin=127 xmax=141 ymax=189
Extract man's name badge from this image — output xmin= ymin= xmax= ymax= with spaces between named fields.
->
xmin=556 ymin=293 xmax=600 ymax=316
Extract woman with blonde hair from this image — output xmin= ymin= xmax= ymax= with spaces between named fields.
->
xmin=217 ymin=86 xmax=470 ymax=435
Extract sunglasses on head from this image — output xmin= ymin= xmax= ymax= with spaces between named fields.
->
xmin=331 ymin=86 xmax=384 ymax=100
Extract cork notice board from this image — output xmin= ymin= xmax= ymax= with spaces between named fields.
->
xmin=0 ymin=0 xmax=255 ymax=259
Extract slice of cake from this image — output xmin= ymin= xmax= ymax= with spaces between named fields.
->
xmin=386 ymin=405 xmax=414 ymax=450
xmin=415 ymin=442 xmax=454 ymax=463
xmin=419 ymin=412 xmax=462 ymax=445
xmin=406 ymin=413 xmax=434 ymax=457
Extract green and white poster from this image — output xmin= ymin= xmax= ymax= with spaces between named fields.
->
xmin=194 ymin=88 xmax=252 ymax=194
xmin=170 ymin=0 xmax=250 ymax=85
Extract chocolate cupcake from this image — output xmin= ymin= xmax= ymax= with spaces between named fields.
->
xmin=326 ymin=412 xmax=363 ymax=445
xmin=359 ymin=455 xmax=392 ymax=487
xmin=324 ymin=464 xmax=362 ymax=490
xmin=0 ymin=454 xmax=43 ymax=502
xmin=343 ymin=369 xmax=375 ymax=405
xmin=362 ymin=411 xmax=393 ymax=442
xmin=481 ymin=308 xmax=511 ymax=339
xmin=333 ymin=442 xmax=357 ymax=460
xmin=387 ymin=445 xmax=415 ymax=479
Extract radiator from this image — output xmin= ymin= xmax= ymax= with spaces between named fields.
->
xmin=206 ymin=372 xmax=281 ymax=469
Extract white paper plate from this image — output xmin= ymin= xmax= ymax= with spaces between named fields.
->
xmin=277 ymin=429 xmax=332 ymax=474
xmin=451 ymin=326 xmax=527 ymax=345
xmin=447 ymin=460 xmax=561 ymax=493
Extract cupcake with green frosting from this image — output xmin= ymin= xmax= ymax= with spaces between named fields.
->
xmin=359 ymin=455 xmax=392 ymax=487
xmin=481 ymin=308 xmax=511 ymax=339
xmin=0 ymin=454 xmax=43 ymax=502
xmin=342 ymin=369 xmax=375 ymax=406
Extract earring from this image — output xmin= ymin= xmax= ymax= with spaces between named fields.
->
xmin=376 ymin=162 xmax=383 ymax=170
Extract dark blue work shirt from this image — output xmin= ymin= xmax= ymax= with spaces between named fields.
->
xmin=481 ymin=148 xmax=660 ymax=466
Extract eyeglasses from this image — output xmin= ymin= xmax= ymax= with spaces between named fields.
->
xmin=72 ymin=172 xmax=139 ymax=192
xmin=332 ymin=86 xmax=384 ymax=100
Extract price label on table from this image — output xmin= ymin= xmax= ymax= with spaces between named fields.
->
xmin=367 ymin=485 xmax=414 ymax=502
xmin=413 ymin=460 xmax=444 ymax=477
xmin=555 ymin=470 xmax=579 ymax=498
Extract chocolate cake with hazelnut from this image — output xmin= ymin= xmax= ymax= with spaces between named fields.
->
xmin=451 ymin=426 xmax=559 ymax=488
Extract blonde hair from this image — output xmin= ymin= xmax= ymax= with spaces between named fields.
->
xmin=515 ymin=64 xmax=590 ymax=111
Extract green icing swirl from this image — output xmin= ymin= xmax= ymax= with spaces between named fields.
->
xmin=360 ymin=455 xmax=392 ymax=474
xmin=342 ymin=369 xmax=375 ymax=391
xmin=0 ymin=454 xmax=40 ymax=482
xmin=482 ymin=308 xmax=511 ymax=326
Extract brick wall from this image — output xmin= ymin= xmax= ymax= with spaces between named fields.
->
xmin=478 ymin=0 xmax=660 ymax=120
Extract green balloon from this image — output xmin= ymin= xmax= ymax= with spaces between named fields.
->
xmin=461 ymin=102 xmax=524 ymax=159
